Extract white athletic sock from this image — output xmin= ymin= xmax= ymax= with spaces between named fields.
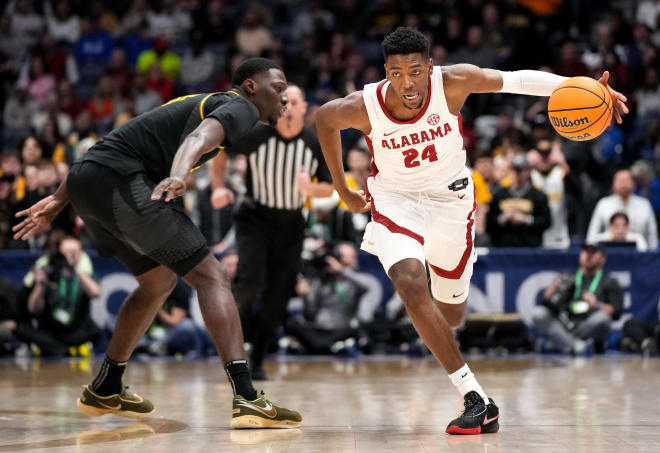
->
xmin=448 ymin=364 xmax=488 ymax=405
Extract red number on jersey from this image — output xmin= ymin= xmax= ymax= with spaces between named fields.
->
xmin=402 ymin=144 xmax=437 ymax=168
xmin=421 ymin=144 xmax=438 ymax=162
xmin=402 ymin=149 xmax=420 ymax=168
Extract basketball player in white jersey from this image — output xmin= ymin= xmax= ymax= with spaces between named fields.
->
xmin=316 ymin=27 xmax=628 ymax=434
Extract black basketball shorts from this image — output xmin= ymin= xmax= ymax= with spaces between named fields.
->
xmin=67 ymin=161 xmax=209 ymax=276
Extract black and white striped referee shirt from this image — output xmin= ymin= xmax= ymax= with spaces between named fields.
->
xmin=229 ymin=124 xmax=332 ymax=210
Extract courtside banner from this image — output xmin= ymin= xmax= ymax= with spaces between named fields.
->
xmin=1 ymin=248 xmax=659 ymax=327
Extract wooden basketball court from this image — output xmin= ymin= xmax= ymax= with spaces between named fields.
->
xmin=1 ymin=356 xmax=658 ymax=452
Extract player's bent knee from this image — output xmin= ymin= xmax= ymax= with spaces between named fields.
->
xmin=184 ymin=255 xmax=230 ymax=290
xmin=435 ymin=300 xmax=467 ymax=329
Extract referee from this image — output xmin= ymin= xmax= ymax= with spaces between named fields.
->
xmin=211 ymin=85 xmax=333 ymax=380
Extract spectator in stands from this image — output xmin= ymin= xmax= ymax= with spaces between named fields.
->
xmin=146 ymin=61 xmax=173 ymax=103
xmin=57 ymin=79 xmax=83 ymax=119
xmin=529 ymin=139 xmax=571 ymax=249
xmin=197 ymin=0 xmax=235 ymax=45
xmin=472 ymin=151 xmax=494 ymax=244
xmin=74 ymin=14 xmax=115 ymax=66
xmin=308 ymin=194 xmax=358 ymax=244
xmin=451 ymin=25 xmax=496 ymax=68
xmin=27 ymin=34 xmax=79 ymax=85
xmin=5 ymin=0 xmax=44 ymax=59
xmin=86 ymin=75 xmax=117 ymax=132
xmin=345 ymin=146 xmax=371 ymax=192
xmin=137 ymin=36 xmax=181 ymax=81
xmin=235 ymin=7 xmax=273 ymax=56
xmin=16 ymin=235 xmax=101 ymax=356
xmin=18 ymin=55 xmax=56 ymax=107
xmin=287 ymin=242 xmax=381 ymax=355
xmin=637 ymin=0 xmax=660 ymax=30
xmin=45 ymin=0 xmax=80 ymax=45
xmin=121 ymin=18 xmax=154 ymax=65
xmin=552 ymin=40 xmax=588 ymax=77
xmin=132 ymin=73 xmax=162 ymax=115
xmin=591 ymin=212 xmax=648 ymax=251
xmin=179 ymin=31 xmax=216 ymax=93
xmin=31 ymin=92 xmax=73 ymax=140
xmin=147 ymin=0 xmax=193 ymax=44
xmin=2 ymin=87 xmax=36 ymax=146
xmin=0 ymin=276 xmax=19 ymax=355
xmin=20 ymin=136 xmax=44 ymax=166
xmin=117 ymin=0 xmax=150 ymax=38
xmin=587 ymin=169 xmax=658 ymax=250
xmin=106 ymin=48 xmax=132 ymax=98
xmin=532 ymin=243 xmax=623 ymax=355
xmin=487 ymin=153 xmax=551 ymax=247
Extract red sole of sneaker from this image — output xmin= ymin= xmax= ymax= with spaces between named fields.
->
xmin=445 ymin=424 xmax=499 ymax=435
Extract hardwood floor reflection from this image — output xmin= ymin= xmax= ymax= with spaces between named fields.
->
xmin=0 ymin=356 xmax=658 ymax=452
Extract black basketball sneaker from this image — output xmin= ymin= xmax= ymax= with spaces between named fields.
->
xmin=445 ymin=391 xmax=499 ymax=435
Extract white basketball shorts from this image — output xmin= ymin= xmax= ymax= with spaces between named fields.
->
xmin=361 ymin=168 xmax=477 ymax=304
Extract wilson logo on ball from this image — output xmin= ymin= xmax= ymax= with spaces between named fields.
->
xmin=549 ymin=116 xmax=590 ymax=128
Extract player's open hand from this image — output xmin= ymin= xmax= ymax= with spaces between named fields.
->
xmin=151 ymin=176 xmax=186 ymax=202
xmin=598 ymin=71 xmax=629 ymax=124
xmin=13 ymin=195 xmax=65 ymax=240
xmin=340 ymin=188 xmax=371 ymax=214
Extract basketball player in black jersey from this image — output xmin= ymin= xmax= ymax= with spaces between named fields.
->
xmin=13 ymin=58 xmax=301 ymax=429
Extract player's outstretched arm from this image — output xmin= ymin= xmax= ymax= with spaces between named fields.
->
xmin=152 ymin=118 xmax=226 ymax=202
xmin=443 ymin=65 xmax=628 ymax=122
xmin=316 ymin=91 xmax=371 ymax=213
xmin=13 ymin=175 xmax=69 ymax=240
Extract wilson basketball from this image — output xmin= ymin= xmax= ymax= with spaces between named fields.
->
xmin=547 ymin=76 xmax=613 ymax=141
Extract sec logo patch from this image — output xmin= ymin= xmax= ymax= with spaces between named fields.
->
xmin=427 ymin=114 xmax=440 ymax=125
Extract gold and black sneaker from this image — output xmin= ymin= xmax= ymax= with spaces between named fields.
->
xmin=77 ymin=385 xmax=155 ymax=419
xmin=231 ymin=390 xmax=302 ymax=429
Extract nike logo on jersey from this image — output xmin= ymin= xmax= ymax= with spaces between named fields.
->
xmin=383 ymin=129 xmax=402 ymax=136
xmin=453 ymin=291 xmax=465 ymax=298
xmin=458 ymin=194 xmax=466 ymax=199
xmin=237 ymin=400 xmax=278 ymax=418
xmin=460 ymin=372 xmax=468 ymax=378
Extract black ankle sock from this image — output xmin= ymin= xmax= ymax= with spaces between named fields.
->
xmin=91 ymin=356 xmax=126 ymax=396
xmin=224 ymin=359 xmax=257 ymax=400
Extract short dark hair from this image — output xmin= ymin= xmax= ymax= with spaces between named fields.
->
xmin=381 ymin=27 xmax=430 ymax=60
xmin=232 ymin=57 xmax=282 ymax=87
xmin=609 ymin=211 xmax=629 ymax=225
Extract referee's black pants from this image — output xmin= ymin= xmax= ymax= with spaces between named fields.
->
xmin=233 ymin=202 xmax=305 ymax=370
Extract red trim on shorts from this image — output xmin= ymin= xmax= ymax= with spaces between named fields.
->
xmin=371 ymin=198 xmax=425 ymax=246
xmin=376 ymin=78 xmax=432 ymax=125
xmin=427 ymin=186 xmax=477 ymax=280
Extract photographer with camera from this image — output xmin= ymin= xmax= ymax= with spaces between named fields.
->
xmin=532 ymin=243 xmax=623 ymax=355
xmin=16 ymin=233 xmax=101 ymax=357
xmin=285 ymin=242 xmax=381 ymax=355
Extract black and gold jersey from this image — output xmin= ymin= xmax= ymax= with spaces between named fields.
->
xmin=80 ymin=91 xmax=259 ymax=181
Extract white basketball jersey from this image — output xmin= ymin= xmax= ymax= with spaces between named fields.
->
xmin=363 ymin=67 xmax=466 ymax=192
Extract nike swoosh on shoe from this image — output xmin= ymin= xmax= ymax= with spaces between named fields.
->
xmin=237 ymin=401 xmax=278 ymax=418
xmin=483 ymin=414 xmax=499 ymax=424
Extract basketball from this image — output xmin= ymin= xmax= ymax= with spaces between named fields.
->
xmin=547 ymin=76 xmax=613 ymax=141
